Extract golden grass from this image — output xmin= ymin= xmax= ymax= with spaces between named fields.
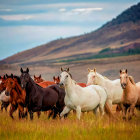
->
xmin=0 ymin=110 xmax=140 ymax=140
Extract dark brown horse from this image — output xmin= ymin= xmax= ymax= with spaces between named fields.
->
xmin=20 ymin=68 xmax=66 ymax=120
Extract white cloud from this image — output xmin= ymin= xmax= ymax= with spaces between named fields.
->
xmin=72 ymin=7 xmax=103 ymax=12
xmin=59 ymin=8 xmax=66 ymax=12
xmin=0 ymin=14 xmax=33 ymax=21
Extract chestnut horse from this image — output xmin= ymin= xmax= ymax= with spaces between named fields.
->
xmin=5 ymin=74 xmax=27 ymax=119
xmin=34 ymin=75 xmax=44 ymax=83
xmin=120 ymin=69 xmax=140 ymax=120
xmin=53 ymin=76 xmax=86 ymax=87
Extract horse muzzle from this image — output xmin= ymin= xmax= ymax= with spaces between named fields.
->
xmin=5 ymin=90 xmax=10 ymax=96
xmin=121 ymin=83 xmax=126 ymax=89
xmin=59 ymin=83 xmax=64 ymax=88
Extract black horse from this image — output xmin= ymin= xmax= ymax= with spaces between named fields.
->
xmin=20 ymin=68 xmax=66 ymax=120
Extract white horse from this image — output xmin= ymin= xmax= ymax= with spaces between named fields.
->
xmin=87 ymin=68 xmax=123 ymax=108
xmin=59 ymin=68 xmax=113 ymax=120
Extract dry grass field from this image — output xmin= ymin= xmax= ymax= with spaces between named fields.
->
xmin=0 ymin=109 xmax=140 ymax=140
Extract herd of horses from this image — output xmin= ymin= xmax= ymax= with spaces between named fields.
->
xmin=0 ymin=67 xmax=140 ymax=121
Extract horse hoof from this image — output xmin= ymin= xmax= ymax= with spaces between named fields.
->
xmin=122 ymin=116 xmax=126 ymax=120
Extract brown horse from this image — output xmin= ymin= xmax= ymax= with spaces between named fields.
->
xmin=120 ymin=69 xmax=140 ymax=120
xmin=53 ymin=76 xmax=60 ymax=84
xmin=5 ymin=74 xmax=27 ymax=119
xmin=34 ymin=75 xmax=44 ymax=83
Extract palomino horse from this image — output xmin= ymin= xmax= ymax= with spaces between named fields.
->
xmin=59 ymin=68 xmax=113 ymax=120
xmin=34 ymin=75 xmax=44 ymax=83
xmin=87 ymin=68 xmax=123 ymax=109
xmin=120 ymin=69 xmax=140 ymax=120
xmin=0 ymin=75 xmax=10 ymax=112
xmin=53 ymin=76 xmax=86 ymax=87
xmin=5 ymin=74 xmax=26 ymax=119
xmin=20 ymin=68 xmax=66 ymax=120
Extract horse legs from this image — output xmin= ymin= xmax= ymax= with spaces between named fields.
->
xmin=93 ymin=106 xmax=99 ymax=117
xmin=128 ymin=104 xmax=135 ymax=120
xmin=60 ymin=106 xmax=71 ymax=118
xmin=76 ymin=106 xmax=81 ymax=120
xmin=9 ymin=105 xmax=17 ymax=119
xmin=29 ymin=111 xmax=34 ymax=120
xmin=18 ymin=103 xmax=24 ymax=119
xmin=37 ymin=112 xmax=41 ymax=119
xmin=121 ymin=104 xmax=127 ymax=120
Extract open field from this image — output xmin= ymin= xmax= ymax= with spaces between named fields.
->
xmin=0 ymin=109 xmax=140 ymax=140
xmin=0 ymin=55 xmax=140 ymax=82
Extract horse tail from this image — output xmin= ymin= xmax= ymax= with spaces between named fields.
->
xmin=129 ymin=76 xmax=136 ymax=85
xmin=104 ymin=102 xmax=114 ymax=118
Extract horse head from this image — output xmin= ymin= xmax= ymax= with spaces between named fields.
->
xmin=20 ymin=67 xmax=30 ymax=89
xmin=5 ymin=75 xmax=15 ymax=96
xmin=120 ymin=69 xmax=128 ymax=89
xmin=53 ymin=76 xmax=60 ymax=84
xmin=59 ymin=67 xmax=72 ymax=87
xmin=87 ymin=68 xmax=97 ymax=86
xmin=34 ymin=74 xmax=43 ymax=83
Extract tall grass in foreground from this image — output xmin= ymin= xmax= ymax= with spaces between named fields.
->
xmin=0 ymin=111 xmax=140 ymax=140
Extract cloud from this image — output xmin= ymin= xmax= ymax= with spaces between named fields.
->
xmin=72 ymin=7 xmax=103 ymax=12
xmin=0 ymin=8 xmax=13 ymax=12
xmin=0 ymin=14 xmax=33 ymax=21
xmin=59 ymin=8 xmax=66 ymax=12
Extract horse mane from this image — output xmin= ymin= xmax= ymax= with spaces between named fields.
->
xmin=128 ymin=76 xmax=136 ymax=85
xmin=13 ymin=75 xmax=21 ymax=85
xmin=63 ymin=70 xmax=72 ymax=78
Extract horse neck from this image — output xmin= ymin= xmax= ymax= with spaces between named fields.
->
xmin=123 ymin=78 xmax=134 ymax=96
xmin=65 ymin=78 xmax=77 ymax=96
xmin=26 ymin=77 xmax=37 ymax=93
xmin=96 ymin=73 xmax=110 ymax=86
xmin=15 ymin=82 xmax=23 ymax=95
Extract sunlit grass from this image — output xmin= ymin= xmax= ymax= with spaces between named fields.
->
xmin=0 ymin=110 xmax=140 ymax=140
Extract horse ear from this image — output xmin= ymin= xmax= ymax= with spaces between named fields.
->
xmin=88 ymin=68 xmax=91 ymax=72
xmin=67 ymin=68 xmax=69 ymax=72
xmin=39 ymin=75 xmax=41 ymax=78
xmin=120 ymin=69 xmax=122 ymax=73
xmin=61 ymin=67 xmax=63 ymax=72
xmin=125 ymin=69 xmax=127 ymax=74
xmin=20 ymin=68 xmax=23 ymax=73
xmin=26 ymin=68 xmax=29 ymax=73
xmin=6 ymin=74 xmax=8 ymax=78
xmin=53 ymin=76 xmax=55 ymax=80
xmin=58 ymin=76 xmax=60 ymax=80
xmin=94 ymin=68 xmax=96 ymax=72
xmin=0 ymin=76 xmax=1 ymax=79
xmin=34 ymin=75 xmax=36 ymax=78
xmin=11 ymin=73 xmax=13 ymax=78
xmin=3 ymin=75 xmax=6 ymax=79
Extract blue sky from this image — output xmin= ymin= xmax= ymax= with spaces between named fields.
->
xmin=0 ymin=0 xmax=139 ymax=60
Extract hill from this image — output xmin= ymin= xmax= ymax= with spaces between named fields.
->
xmin=1 ymin=2 xmax=140 ymax=66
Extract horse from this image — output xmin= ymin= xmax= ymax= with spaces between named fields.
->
xmin=53 ymin=76 xmax=60 ymax=84
xmin=20 ymin=67 xmax=66 ymax=120
xmin=120 ymin=69 xmax=140 ymax=120
xmin=0 ymin=75 xmax=10 ymax=112
xmin=53 ymin=76 xmax=86 ymax=87
xmin=87 ymin=68 xmax=123 ymax=109
xmin=34 ymin=75 xmax=44 ymax=83
xmin=59 ymin=67 xmax=113 ymax=120
xmin=5 ymin=74 xmax=27 ymax=119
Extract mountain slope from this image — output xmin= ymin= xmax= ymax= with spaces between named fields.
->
xmin=1 ymin=2 xmax=140 ymax=65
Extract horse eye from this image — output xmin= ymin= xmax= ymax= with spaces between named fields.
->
xmin=66 ymin=75 xmax=68 ymax=78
